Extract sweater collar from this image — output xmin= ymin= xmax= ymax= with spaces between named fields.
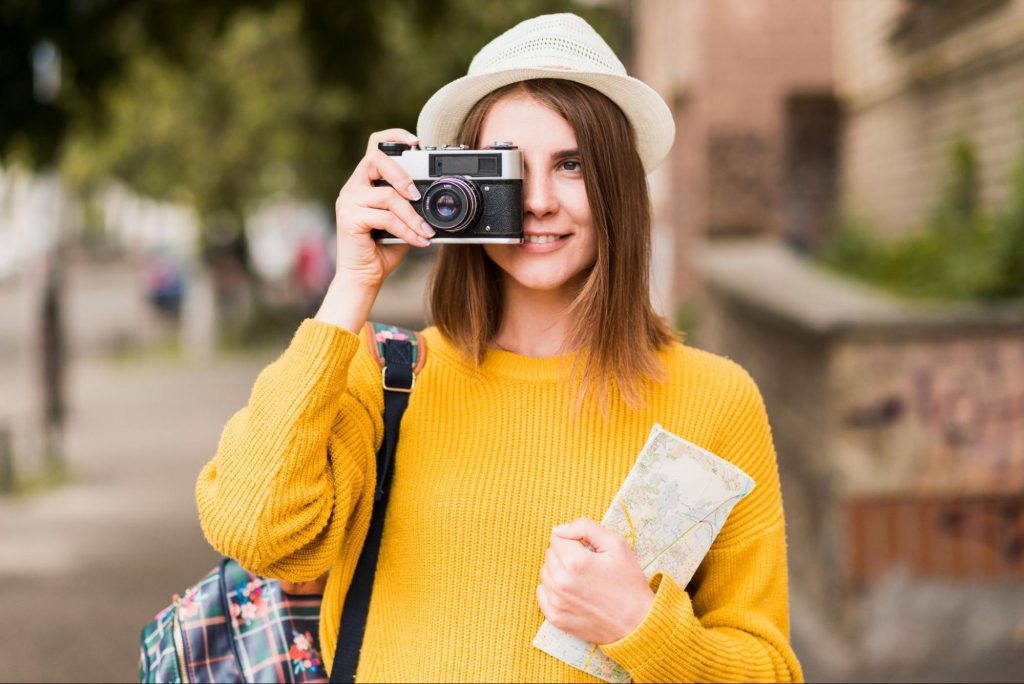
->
xmin=423 ymin=327 xmax=583 ymax=382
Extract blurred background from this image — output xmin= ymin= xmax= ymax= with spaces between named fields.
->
xmin=1 ymin=0 xmax=1022 ymax=681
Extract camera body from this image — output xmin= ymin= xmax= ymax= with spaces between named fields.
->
xmin=371 ymin=142 xmax=523 ymax=244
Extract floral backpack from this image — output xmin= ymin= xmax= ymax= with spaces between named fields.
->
xmin=139 ymin=558 xmax=328 ymax=683
xmin=139 ymin=323 xmax=425 ymax=683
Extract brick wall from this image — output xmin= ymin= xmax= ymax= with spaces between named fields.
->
xmin=835 ymin=0 xmax=1024 ymax=236
xmin=634 ymin=0 xmax=834 ymax=312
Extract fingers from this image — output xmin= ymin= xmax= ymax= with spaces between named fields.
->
xmin=360 ymin=150 xmax=422 ymax=202
xmin=536 ymin=582 xmax=555 ymax=619
xmin=366 ymin=128 xmax=419 ymax=156
xmin=537 ymin=569 xmax=575 ymax=634
xmin=552 ymin=517 xmax=626 ymax=553
xmin=378 ymin=241 xmax=413 ymax=278
xmin=337 ymin=181 xmax=432 ymax=244
xmin=364 ymin=129 xmax=421 ymax=201
xmin=548 ymin=530 xmax=597 ymax=579
xmin=542 ymin=545 xmax=584 ymax=600
xmin=543 ymin=545 xmax=569 ymax=577
xmin=348 ymin=206 xmax=430 ymax=248
xmin=364 ymin=187 xmax=434 ymax=241
xmin=340 ymin=129 xmax=430 ymax=245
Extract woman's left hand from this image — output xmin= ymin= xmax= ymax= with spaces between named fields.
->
xmin=537 ymin=517 xmax=655 ymax=644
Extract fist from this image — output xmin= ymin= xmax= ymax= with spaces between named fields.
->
xmin=537 ymin=517 xmax=655 ymax=644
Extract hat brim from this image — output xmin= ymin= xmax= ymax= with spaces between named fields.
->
xmin=416 ymin=68 xmax=675 ymax=174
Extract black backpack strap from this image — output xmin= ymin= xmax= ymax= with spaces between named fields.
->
xmin=330 ymin=323 xmax=422 ymax=683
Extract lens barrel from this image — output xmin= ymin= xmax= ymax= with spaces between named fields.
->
xmin=422 ymin=176 xmax=482 ymax=233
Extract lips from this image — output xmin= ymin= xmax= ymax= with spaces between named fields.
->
xmin=523 ymin=232 xmax=572 ymax=242
xmin=519 ymin=232 xmax=572 ymax=253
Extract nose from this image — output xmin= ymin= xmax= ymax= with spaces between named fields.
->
xmin=523 ymin=168 xmax=558 ymax=219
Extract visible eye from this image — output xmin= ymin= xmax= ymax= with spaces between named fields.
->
xmin=559 ymin=159 xmax=582 ymax=173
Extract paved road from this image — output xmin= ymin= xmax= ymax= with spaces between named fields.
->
xmin=0 ymin=348 xmax=276 ymax=682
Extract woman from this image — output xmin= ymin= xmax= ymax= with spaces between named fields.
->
xmin=197 ymin=13 xmax=802 ymax=683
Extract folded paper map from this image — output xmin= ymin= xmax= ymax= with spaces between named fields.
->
xmin=532 ymin=423 xmax=756 ymax=683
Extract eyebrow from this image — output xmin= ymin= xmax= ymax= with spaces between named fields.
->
xmin=551 ymin=149 xmax=579 ymax=159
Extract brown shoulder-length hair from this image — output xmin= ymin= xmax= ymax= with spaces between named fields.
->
xmin=428 ymin=78 xmax=679 ymax=410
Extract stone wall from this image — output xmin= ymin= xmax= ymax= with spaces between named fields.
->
xmin=831 ymin=331 xmax=1024 ymax=498
xmin=698 ymin=241 xmax=1024 ymax=643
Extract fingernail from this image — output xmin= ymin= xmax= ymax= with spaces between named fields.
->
xmin=420 ymin=236 xmax=431 ymax=247
xmin=421 ymin=222 xmax=436 ymax=237
xmin=554 ymin=524 xmax=569 ymax=533
xmin=407 ymin=184 xmax=421 ymax=201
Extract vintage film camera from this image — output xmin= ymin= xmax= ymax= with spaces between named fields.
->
xmin=371 ymin=141 xmax=524 ymax=243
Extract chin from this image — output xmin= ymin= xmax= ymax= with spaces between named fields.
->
xmin=510 ymin=275 xmax=571 ymax=292
xmin=505 ymin=265 xmax=591 ymax=293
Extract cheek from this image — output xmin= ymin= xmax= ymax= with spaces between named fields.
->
xmin=578 ymin=230 xmax=598 ymax=265
xmin=567 ymin=183 xmax=594 ymax=227
xmin=482 ymin=243 xmax=512 ymax=272
xmin=571 ymin=221 xmax=599 ymax=271
xmin=567 ymin=198 xmax=596 ymax=258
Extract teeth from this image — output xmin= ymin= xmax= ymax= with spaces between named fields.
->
xmin=524 ymin=235 xmax=562 ymax=244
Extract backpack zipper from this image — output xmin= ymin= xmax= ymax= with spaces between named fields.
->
xmin=171 ymin=595 xmax=191 ymax=683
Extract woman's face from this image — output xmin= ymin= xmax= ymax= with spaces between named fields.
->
xmin=480 ymin=94 xmax=598 ymax=297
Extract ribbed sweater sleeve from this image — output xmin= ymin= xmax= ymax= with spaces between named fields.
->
xmin=195 ymin=319 xmax=384 ymax=581
xmin=601 ymin=366 xmax=804 ymax=683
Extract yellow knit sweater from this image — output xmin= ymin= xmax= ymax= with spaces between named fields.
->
xmin=196 ymin=319 xmax=803 ymax=683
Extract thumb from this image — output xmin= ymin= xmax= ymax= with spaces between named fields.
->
xmin=552 ymin=517 xmax=621 ymax=552
xmin=381 ymin=242 xmax=411 ymax=276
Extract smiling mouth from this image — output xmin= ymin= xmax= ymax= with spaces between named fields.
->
xmin=523 ymin=234 xmax=571 ymax=244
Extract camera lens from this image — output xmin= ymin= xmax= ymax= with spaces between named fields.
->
xmin=433 ymin=192 xmax=459 ymax=219
xmin=422 ymin=177 xmax=482 ymax=233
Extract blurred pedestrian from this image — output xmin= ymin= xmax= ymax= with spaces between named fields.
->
xmin=142 ymin=248 xmax=185 ymax=322
xmin=196 ymin=13 xmax=802 ymax=683
xmin=293 ymin=230 xmax=332 ymax=316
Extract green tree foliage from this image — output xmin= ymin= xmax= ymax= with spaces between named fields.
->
xmin=61 ymin=4 xmax=348 ymax=254
xmin=0 ymin=0 xmax=277 ymax=168
xmin=4 ymin=0 xmax=625 ymax=225
xmin=820 ymin=131 xmax=1024 ymax=301
xmin=986 ymin=135 xmax=1024 ymax=297
xmin=929 ymin=137 xmax=980 ymax=239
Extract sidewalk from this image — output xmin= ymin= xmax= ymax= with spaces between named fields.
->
xmin=0 ymin=253 xmax=434 ymax=681
xmin=0 ymin=349 xmax=276 ymax=682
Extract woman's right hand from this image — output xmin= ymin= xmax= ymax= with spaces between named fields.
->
xmin=333 ymin=128 xmax=435 ymax=290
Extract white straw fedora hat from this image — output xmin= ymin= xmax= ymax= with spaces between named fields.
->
xmin=416 ymin=13 xmax=675 ymax=174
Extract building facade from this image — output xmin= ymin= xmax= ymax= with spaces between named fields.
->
xmin=835 ymin=0 xmax=1024 ymax=237
xmin=634 ymin=0 xmax=835 ymax=314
